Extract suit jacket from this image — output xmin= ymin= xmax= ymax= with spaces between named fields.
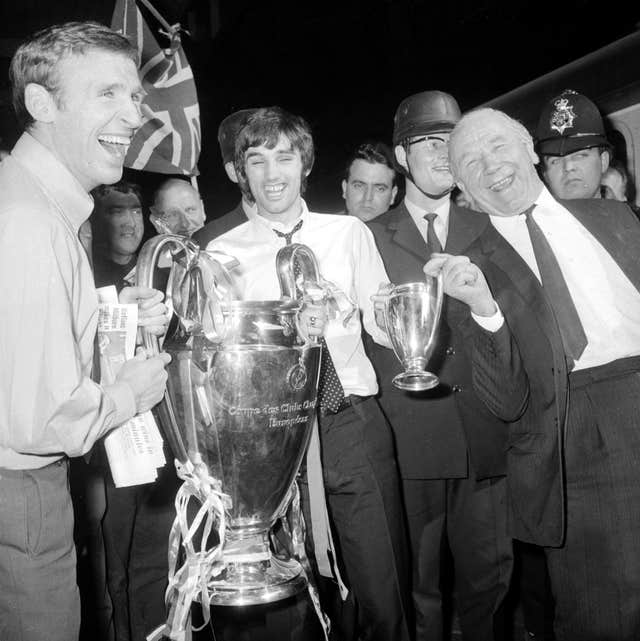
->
xmin=461 ymin=198 xmax=640 ymax=546
xmin=192 ymin=201 xmax=247 ymax=247
xmin=367 ymin=201 xmax=526 ymax=480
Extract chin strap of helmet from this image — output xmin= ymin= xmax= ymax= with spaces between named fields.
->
xmin=401 ymin=140 xmax=455 ymax=201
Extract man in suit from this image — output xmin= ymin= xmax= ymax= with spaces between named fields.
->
xmin=192 ymin=108 xmax=257 ymax=246
xmin=341 ymin=141 xmax=398 ymax=221
xmin=367 ymin=91 xmax=518 ymax=641
xmin=426 ymin=107 xmax=640 ymax=641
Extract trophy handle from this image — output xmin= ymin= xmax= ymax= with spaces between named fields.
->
xmin=276 ymin=243 xmax=323 ymax=345
xmin=136 ymin=233 xmax=240 ymax=464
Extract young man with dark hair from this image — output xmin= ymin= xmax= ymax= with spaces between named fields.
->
xmin=92 ymin=180 xmax=145 ymax=288
xmin=341 ymin=141 xmax=398 ymax=221
xmin=206 ymin=106 xmax=410 ymax=641
xmin=0 ymin=22 xmax=170 ymax=640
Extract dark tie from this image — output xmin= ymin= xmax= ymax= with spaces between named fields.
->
xmin=272 ymin=221 xmax=345 ymax=414
xmin=424 ymin=213 xmax=443 ymax=256
xmin=523 ymin=205 xmax=587 ymax=369
xmin=272 ymin=219 xmax=303 ymax=245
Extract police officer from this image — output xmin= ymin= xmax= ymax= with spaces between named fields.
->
xmin=536 ymin=89 xmax=611 ymax=200
xmin=367 ymin=91 xmax=514 ymax=641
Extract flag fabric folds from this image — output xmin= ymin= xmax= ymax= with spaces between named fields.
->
xmin=111 ymin=0 xmax=201 ymax=176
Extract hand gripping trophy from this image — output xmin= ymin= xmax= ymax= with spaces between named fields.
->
xmin=136 ymin=235 xmax=330 ymax=639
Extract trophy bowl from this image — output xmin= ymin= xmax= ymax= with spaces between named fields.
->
xmin=165 ymin=327 xmax=321 ymax=605
xmin=383 ymin=276 xmax=443 ymax=392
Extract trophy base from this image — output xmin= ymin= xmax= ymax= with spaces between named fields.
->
xmin=208 ymin=555 xmax=308 ymax=606
xmin=392 ymin=371 xmax=439 ymax=392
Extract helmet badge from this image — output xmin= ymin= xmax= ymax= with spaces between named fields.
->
xmin=550 ymin=97 xmax=576 ymax=135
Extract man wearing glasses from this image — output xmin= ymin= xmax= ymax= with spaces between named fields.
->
xmin=367 ymin=91 xmax=514 ymax=641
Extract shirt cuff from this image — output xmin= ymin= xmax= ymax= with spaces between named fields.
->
xmin=471 ymin=303 xmax=505 ymax=333
xmin=103 ymin=381 xmax=137 ymax=427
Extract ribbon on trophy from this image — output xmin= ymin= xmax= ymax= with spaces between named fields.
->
xmin=162 ymin=458 xmax=230 ymax=640
xmin=272 ymin=477 xmax=332 ymax=640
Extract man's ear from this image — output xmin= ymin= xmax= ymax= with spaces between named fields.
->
xmin=600 ymin=149 xmax=611 ymax=174
xmin=24 ymin=83 xmax=56 ymax=124
xmin=341 ymin=179 xmax=348 ymax=200
xmin=391 ymin=185 xmax=399 ymax=205
xmin=395 ymin=144 xmax=408 ymax=173
xmin=224 ymin=161 xmax=238 ymax=183
xmin=523 ymin=137 xmax=539 ymax=166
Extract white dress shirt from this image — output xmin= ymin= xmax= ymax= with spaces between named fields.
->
xmin=481 ymin=187 xmax=640 ymax=370
xmin=0 ymin=134 xmax=136 ymax=469
xmin=207 ymin=201 xmax=391 ymax=396
xmin=404 ymin=197 xmax=450 ymax=249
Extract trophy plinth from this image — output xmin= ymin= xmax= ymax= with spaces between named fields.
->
xmin=384 ymin=277 xmax=443 ymax=392
xmin=206 ymin=530 xmax=307 ymax=606
xmin=391 ymin=358 xmax=439 ymax=391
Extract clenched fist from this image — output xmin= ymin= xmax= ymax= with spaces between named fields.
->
xmin=423 ymin=253 xmax=497 ymax=317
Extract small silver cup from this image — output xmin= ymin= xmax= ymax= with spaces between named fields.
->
xmin=383 ymin=275 xmax=443 ymax=391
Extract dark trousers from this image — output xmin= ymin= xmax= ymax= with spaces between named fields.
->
xmin=0 ymin=460 xmax=80 ymax=641
xmin=403 ymin=473 xmax=512 ymax=641
xmin=516 ymin=541 xmax=555 ymax=639
xmin=545 ymin=358 xmax=640 ymax=641
xmin=303 ymin=396 xmax=411 ymax=641
xmin=102 ymin=463 xmax=180 ymax=641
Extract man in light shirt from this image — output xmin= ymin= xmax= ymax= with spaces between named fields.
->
xmin=426 ymin=107 xmax=640 ymax=641
xmin=0 ymin=22 xmax=170 ymax=641
xmin=207 ymin=106 xmax=410 ymax=641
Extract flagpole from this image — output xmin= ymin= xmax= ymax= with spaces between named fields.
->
xmin=136 ymin=0 xmax=173 ymax=34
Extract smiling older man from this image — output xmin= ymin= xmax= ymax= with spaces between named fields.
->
xmin=425 ymin=107 xmax=640 ymax=641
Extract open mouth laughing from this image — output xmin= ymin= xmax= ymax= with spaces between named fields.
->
xmin=98 ymin=134 xmax=132 ymax=160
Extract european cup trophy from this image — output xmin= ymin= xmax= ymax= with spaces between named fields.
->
xmin=383 ymin=275 xmax=444 ymax=391
xmin=136 ymin=236 xmax=325 ymax=638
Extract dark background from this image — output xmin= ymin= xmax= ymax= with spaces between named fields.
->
xmin=1 ymin=0 xmax=639 ymax=216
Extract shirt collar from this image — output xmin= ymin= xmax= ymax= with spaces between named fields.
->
xmin=241 ymin=198 xmax=258 ymax=220
xmin=404 ymin=196 xmax=450 ymax=225
xmin=252 ymin=198 xmax=309 ymax=235
xmin=489 ymin=185 xmax=557 ymax=228
xmin=11 ymin=132 xmax=94 ymax=233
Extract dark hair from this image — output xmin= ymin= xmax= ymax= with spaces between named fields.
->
xmin=90 ymin=180 xmax=143 ymax=254
xmin=10 ymin=21 xmax=138 ymax=128
xmin=234 ymin=106 xmax=314 ymax=203
xmin=344 ymin=141 xmax=397 ymax=186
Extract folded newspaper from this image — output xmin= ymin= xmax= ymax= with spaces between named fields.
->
xmin=97 ymin=285 xmax=166 ymax=487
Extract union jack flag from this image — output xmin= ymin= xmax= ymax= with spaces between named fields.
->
xmin=111 ymin=0 xmax=201 ymax=176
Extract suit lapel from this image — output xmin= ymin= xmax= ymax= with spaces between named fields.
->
xmin=386 ymin=202 xmax=429 ymax=262
xmin=445 ymin=203 xmax=491 ymax=254
xmin=562 ymin=199 xmax=640 ymax=289
xmin=478 ymin=222 xmax=560 ymax=337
